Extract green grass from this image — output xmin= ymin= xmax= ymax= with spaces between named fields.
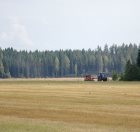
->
xmin=0 ymin=79 xmax=140 ymax=132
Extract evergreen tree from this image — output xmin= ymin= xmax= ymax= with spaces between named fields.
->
xmin=123 ymin=60 xmax=132 ymax=81
xmin=0 ymin=48 xmax=4 ymax=77
xmin=54 ymin=57 xmax=60 ymax=77
xmin=74 ymin=63 xmax=78 ymax=76
xmin=96 ymin=53 xmax=103 ymax=73
xmin=63 ymin=55 xmax=70 ymax=75
xmin=137 ymin=49 xmax=140 ymax=68
xmin=123 ymin=61 xmax=140 ymax=81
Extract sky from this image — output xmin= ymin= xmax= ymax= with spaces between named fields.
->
xmin=0 ymin=0 xmax=140 ymax=51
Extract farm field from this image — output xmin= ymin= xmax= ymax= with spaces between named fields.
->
xmin=0 ymin=79 xmax=140 ymax=132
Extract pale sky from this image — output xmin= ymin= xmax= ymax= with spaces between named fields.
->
xmin=0 ymin=0 xmax=140 ymax=51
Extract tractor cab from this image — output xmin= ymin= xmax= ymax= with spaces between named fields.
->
xmin=98 ymin=72 xmax=107 ymax=81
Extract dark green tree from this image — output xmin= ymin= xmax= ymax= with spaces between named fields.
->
xmin=112 ymin=72 xmax=118 ymax=81
xmin=137 ymin=49 xmax=140 ymax=68
xmin=0 ymin=48 xmax=4 ymax=77
xmin=123 ymin=60 xmax=132 ymax=81
xmin=124 ymin=60 xmax=140 ymax=81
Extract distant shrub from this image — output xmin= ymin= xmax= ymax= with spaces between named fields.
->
xmin=112 ymin=72 xmax=118 ymax=81
xmin=119 ymin=73 xmax=124 ymax=81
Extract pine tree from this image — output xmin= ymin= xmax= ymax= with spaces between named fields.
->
xmin=123 ymin=60 xmax=132 ymax=81
xmin=54 ymin=57 xmax=60 ymax=77
xmin=63 ymin=55 xmax=70 ymax=75
xmin=0 ymin=48 xmax=4 ymax=78
xmin=74 ymin=63 xmax=78 ymax=76
xmin=137 ymin=49 xmax=140 ymax=68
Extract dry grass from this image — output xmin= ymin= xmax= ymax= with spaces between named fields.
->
xmin=0 ymin=79 xmax=140 ymax=131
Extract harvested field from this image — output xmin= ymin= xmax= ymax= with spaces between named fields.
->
xmin=0 ymin=79 xmax=140 ymax=132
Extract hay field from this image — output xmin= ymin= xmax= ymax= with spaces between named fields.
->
xmin=0 ymin=79 xmax=140 ymax=132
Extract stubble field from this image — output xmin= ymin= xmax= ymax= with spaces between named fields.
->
xmin=0 ymin=78 xmax=140 ymax=132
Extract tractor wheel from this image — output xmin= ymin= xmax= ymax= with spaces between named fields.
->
xmin=103 ymin=78 xmax=107 ymax=81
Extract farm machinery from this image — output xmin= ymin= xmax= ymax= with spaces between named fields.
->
xmin=84 ymin=73 xmax=108 ymax=81
xmin=84 ymin=75 xmax=96 ymax=81
xmin=97 ymin=72 xmax=107 ymax=81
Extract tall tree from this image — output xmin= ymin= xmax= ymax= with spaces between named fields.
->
xmin=63 ymin=55 xmax=70 ymax=75
xmin=123 ymin=60 xmax=132 ymax=81
xmin=74 ymin=63 xmax=78 ymax=76
xmin=96 ymin=53 xmax=103 ymax=73
xmin=137 ymin=49 xmax=140 ymax=68
xmin=0 ymin=48 xmax=4 ymax=77
xmin=54 ymin=57 xmax=60 ymax=77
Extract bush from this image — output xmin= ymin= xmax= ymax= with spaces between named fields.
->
xmin=112 ymin=72 xmax=118 ymax=81
xmin=119 ymin=73 xmax=124 ymax=81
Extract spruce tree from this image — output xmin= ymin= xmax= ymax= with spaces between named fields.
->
xmin=0 ymin=48 xmax=4 ymax=78
xmin=137 ymin=49 xmax=140 ymax=68
xmin=124 ymin=60 xmax=132 ymax=81
xmin=136 ymin=49 xmax=140 ymax=80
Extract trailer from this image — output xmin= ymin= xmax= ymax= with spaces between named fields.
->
xmin=84 ymin=75 xmax=96 ymax=81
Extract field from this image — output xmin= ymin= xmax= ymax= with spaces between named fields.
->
xmin=0 ymin=79 xmax=140 ymax=132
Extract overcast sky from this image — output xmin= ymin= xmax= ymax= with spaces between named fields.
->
xmin=0 ymin=0 xmax=140 ymax=51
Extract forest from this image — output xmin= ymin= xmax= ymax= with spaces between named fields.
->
xmin=0 ymin=43 xmax=139 ymax=78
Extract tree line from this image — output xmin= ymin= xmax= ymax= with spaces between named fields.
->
xmin=0 ymin=44 xmax=139 ymax=78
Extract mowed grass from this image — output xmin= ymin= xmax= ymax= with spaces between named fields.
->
xmin=0 ymin=79 xmax=140 ymax=132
